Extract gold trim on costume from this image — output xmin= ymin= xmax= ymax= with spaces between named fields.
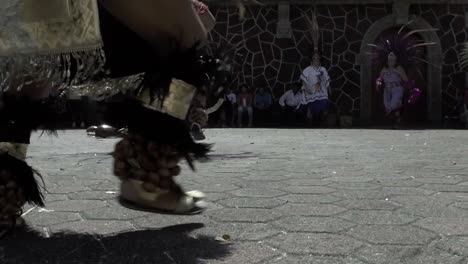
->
xmin=137 ymin=79 xmax=196 ymax=120
xmin=0 ymin=142 xmax=28 ymax=160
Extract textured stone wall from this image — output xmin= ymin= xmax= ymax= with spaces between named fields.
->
xmin=410 ymin=4 xmax=467 ymax=115
xmin=208 ymin=3 xmax=465 ymax=117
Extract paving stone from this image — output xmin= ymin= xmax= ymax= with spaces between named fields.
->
xmin=202 ymin=242 xmax=280 ymax=264
xmin=82 ymin=206 xmax=149 ymax=220
xmin=281 ymin=178 xmax=330 ymax=186
xmin=435 ymin=236 xmax=468 ymax=257
xmin=235 ymin=180 xmax=287 ymax=189
xmin=332 ymin=190 xmax=389 ymax=199
xmin=328 ymin=182 xmax=382 ymax=190
xmin=399 ymin=204 xmax=468 ymax=218
xmin=193 ymin=223 xmax=280 ymax=241
xmin=389 ymin=196 xmax=452 ymax=207
xmin=50 ymin=220 xmax=134 ymax=235
xmin=206 ymin=192 xmax=236 ymax=202
xmin=230 ymin=188 xmax=287 ymax=198
xmin=414 ymin=217 xmax=468 ymax=236
xmin=24 ymin=211 xmax=81 ymax=227
xmin=348 ymin=225 xmax=437 ymax=245
xmin=269 ymin=256 xmax=367 ymax=264
xmin=46 ymin=200 xmax=108 ymax=212
xmin=335 ymin=199 xmax=401 ymax=210
xmin=281 ymin=186 xmax=337 ymax=194
xmin=356 ymin=245 xmax=421 ymax=264
xmin=68 ymin=190 xmax=117 ymax=200
xmin=421 ymin=184 xmax=468 ymax=193
xmin=44 ymin=194 xmax=69 ymax=203
xmin=324 ymin=176 xmax=375 ymax=183
xmin=218 ymin=197 xmax=287 ymax=209
xmin=453 ymin=201 xmax=468 ymax=210
xmin=268 ymin=233 xmax=363 ymax=255
xmin=22 ymin=129 xmax=468 ymax=261
xmin=132 ymin=214 xmax=212 ymax=229
xmin=275 ymin=204 xmax=347 ymax=216
xmin=339 ymin=210 xmax=417 ymax=225
xmin=47 ymin=185 xmax=91 ymax=194
xmin=211 ymin=167 xmax=252 ymax=173
xmin=278 ymin=194 xmax=343 ymax=204
xmin=414 ymin=176 xmax=465 ymax=184
xmin=241 ymin=174 xmax=291 ymax=181
xmin=356 ymin=245 xmax=463 ymax=264
xmin=433 ymin=192 xmax=468 ymax=202
xmin=273 ymin=216 xmax=355 ymax=233
xmin=375 ymin=179 xmax=424 ymax=187
xmin=209 ymin=208 xmax=282 ymax=223
xmin=382 ymin=187 xmax=435 ymax=196
xmin=193 ymin=183 xmax=240 ymax=193
xmin=245 ymin=169 xmax=287 ymax=176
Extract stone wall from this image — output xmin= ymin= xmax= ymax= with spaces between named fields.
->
xmin=409 ymin=4 xmax=467 ymax=115
xmin=208 ymin=3 xmax=466 ymax=118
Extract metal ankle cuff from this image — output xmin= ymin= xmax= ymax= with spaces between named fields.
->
xmin=137 ymin=79 xmax=196 ymax=120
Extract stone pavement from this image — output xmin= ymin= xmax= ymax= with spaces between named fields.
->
xmin=2 ymin=129 xmax=468 ymax=264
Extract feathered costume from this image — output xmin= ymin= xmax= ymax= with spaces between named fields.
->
xmin=0 ymin=0 xmax=226 ymax=231
xmin=367 ymin=21 xmax=437 ymax=125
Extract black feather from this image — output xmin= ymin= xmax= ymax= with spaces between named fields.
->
xmin=103 ymin=97 xmax=211 ymax=170
xmin=0 ymin=93 xmax=67 ymax=140
xmin=0 ymin=153 xmax=45 ymax=207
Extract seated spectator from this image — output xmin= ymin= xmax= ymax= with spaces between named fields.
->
xmin=254 ymin=87 xmax=273 ymax=126
xmin=279 ymin=82 xmax=306 ymax=126
xmin=237 ymin=84 xmax=253 ymax=127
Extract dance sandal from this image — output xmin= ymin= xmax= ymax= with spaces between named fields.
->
xmin=118 ymin=179 xmax=206 ymax=215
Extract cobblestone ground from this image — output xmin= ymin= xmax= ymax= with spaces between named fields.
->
xmin=2 ymin=129 xmax=468 ymax=264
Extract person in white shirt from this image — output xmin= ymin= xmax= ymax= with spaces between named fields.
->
xmin=279 ymin=82 xmax=305 ymax=109
xmin=301 ymin=53 xmax=331 ymax=124
xmin=279 ymin=82 xmax=306 ymax=126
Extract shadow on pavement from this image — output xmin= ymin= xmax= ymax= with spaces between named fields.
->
xmin=1 ymin=223 xmax=232 ymax=264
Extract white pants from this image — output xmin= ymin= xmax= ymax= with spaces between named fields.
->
xmin=384 ymin=86 xmax=404 ymax=114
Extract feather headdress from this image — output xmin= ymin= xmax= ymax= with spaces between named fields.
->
xmin=302 ymin=8 xmax=320 ymax=57
xmin=366 ymin=21 xmax=438 ymax=74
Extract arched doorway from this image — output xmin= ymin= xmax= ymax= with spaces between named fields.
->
xmin=359 ymin=15 xmax=443 ymax=124
xmin=371 ymin=27 xmax=428 ymax=126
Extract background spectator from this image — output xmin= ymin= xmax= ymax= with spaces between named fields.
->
xmin=279 ymin=82 xmax=305 ymax=126
xmin=254 ymin=87 xmax=273 ymax=126
xmin=237 ymin=84 xmax=253 ymax=127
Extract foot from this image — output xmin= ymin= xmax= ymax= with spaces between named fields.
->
xmin=119 ymin=179 xmax=206 ymax=215
xmin=190 ymin=124 xmax=206 ymax=141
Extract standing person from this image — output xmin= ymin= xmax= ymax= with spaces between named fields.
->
xmin=279 ymin=82 xmax=305 ymax=126
xmin=237 ymin=84 xmax=253 ymax=127
xmin=376 ymin=52 xmax=408 ymax=128
xmin=221 ymin=87 xmax=237 ymax=127
xmin=253 ymin=87 xmax=272 ymax=126
xmin=301 ymin=53 xmax=331 ymax=125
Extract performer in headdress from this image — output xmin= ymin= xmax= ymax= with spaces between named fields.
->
xmin=301 ymin=52 xmax=331 ymax=124
xmin=0 ymin=0 xmax=220 ymax=231
xmin=376 ymin=52 xmax=408 ymax=127
xmin=368 ymin=21 xmax=438 ymax=128
xmin=301 ymin=9 xmax=331 ymax=125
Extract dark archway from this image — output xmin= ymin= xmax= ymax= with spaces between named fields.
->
xmin=370 ymin=27 xmax=428 ymax=126
xmin=359 ymin=15 xmax=443 ymax=124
